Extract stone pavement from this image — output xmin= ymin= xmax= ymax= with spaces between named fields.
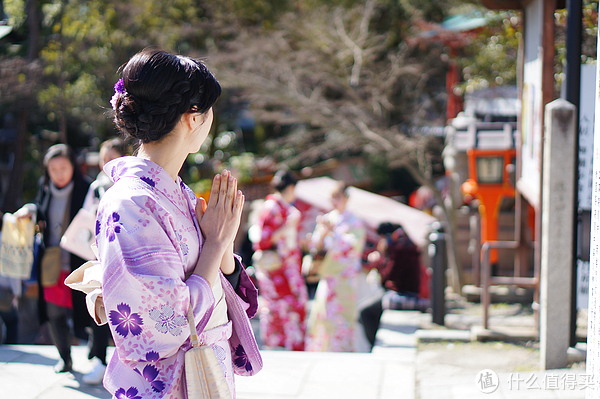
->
xmin=0 ymin=309 xmax=590 ymax=398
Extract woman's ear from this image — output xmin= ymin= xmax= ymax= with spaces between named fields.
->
xmin=182 ymin=111 xmax=196 ymax=131
xmin=182 ymin=111 xmax=206 ymax=132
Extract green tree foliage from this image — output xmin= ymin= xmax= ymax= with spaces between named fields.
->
xmin=554 ymin=1 xmax=598 ymax=96
xmin=456 ymin=9 xmax=521 ymax=95
xmin=1 ymin=0 xmax=220 ymax=146
xmin=0 ymin=0 xmax=219 ymax=207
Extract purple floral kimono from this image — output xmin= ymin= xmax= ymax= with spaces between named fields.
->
xmin=95 ymin=157 xmax=262 ymax=399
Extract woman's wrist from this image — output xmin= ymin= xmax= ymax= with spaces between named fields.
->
xmin=202 ymin=237 xmax=229 ymax=254
xmin=193 ymin=239 xmax=228 ymax=286
xmin=220 ymin=242 xmax=235 ymax=274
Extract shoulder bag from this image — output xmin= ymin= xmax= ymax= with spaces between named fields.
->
xmin=251 ymin=249 xmax=282 ymax=272
xmin=41 ymin=197 xmax=71 ymax=287
xmin=60 ymin=207 xmax=96 ymax=261
xmin=185 ymin=306 xmax=231 ymax=398
xmin=0 ymin=212 xmax=36 ymax=280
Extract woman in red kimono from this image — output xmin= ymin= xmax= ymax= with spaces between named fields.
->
xmin=252 ymin=171 xmax=308 ymax=350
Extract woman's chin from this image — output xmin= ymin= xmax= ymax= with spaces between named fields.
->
xmin=54 ymin=181 xmax=71 ymax=189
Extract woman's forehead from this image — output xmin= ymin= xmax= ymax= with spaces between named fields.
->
xmin=48 ymin=156 xmax=71 ymax=166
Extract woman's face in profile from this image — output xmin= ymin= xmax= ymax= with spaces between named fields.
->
xmin=281 ymin=184 xmax=296 ymax=203
xmin=47 ymin=155 xmax=74 ymax=188
xmin=331 ymin=193 xmax=348 ymax=212
xmin=190 ymin=108 xmax=214 ymax=153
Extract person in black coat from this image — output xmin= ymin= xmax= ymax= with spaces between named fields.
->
xmin=19 ymin=144 xmax=91 ymax=372
xmin=359 ymin=222 xmax=427 ymax=350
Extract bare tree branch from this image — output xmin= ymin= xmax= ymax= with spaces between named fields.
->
xmin=334 ymin=0 xmax=376 ymax=87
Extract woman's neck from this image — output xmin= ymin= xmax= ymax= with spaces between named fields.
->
xmin=136 ymin=132 xmax=187 ymax=181
xmin=272 ymin=192 xmax=290 ymax=205
xmin=49 ymin=180 xmax=74 ymax=197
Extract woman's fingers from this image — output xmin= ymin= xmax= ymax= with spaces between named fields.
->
xmin=199 ymin=185 xmax=245 ymax=245
xmin=218 ymin=170 xmax=229 ymax=208
xmin=195 ymin=197 xmax=207 ymax=219
xmin=234 ymin=190 xmax=245 ymax=217
xmin=212 ymin=169 xmax=239 ymax=212
xmin=202 ymin=170 xmax=242 ymax=230
xmin=206 ymin=174 xmax=221 ymax=210
xmin=224 ymin=173 xmax=237 ymax=211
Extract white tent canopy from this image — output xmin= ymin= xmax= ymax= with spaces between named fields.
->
xmin=294 ymin=177 xmax=437 ymax=248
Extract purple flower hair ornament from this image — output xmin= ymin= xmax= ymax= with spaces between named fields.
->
xmin=110 ymin=78 xmax=125 ymax=110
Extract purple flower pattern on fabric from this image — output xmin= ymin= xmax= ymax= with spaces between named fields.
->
xmin=115 ymin=387 xmax=142 ymax=399
xmin=95 ymin=219 xmax=101 ymax=236
xmin=145 ymin=351 xmax=160 ymax=362
xmin=175 ymin=231 xmax=189 ymax=257
xmin=110 ymin=160 xmax=127 ymax=181
xmin=140 ymin=176 xmax=156 ymax=187
xmin=179 ymin=181 xmax=187 ymax=194
xmin=106 ymin=212 xmax=123 ymax=242
xmin=148 ymin=304 xmax=187 ymax=336
xmin=142 ymin=364 xmax=166 ymax=393
xmin=147 ymin=167 xmax=161 ymax=185
xmin=233 ymin=344 xmax=252 ymax=372
xmin=110 ymin=303 xmax=144 ymax=337
xmin=146 ymin=198 xmax=157 ymax=212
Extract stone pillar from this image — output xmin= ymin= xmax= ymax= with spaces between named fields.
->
xmin=540 ymin=99 xmax=577 ymax=370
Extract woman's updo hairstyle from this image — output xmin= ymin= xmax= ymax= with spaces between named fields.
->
xmin=271 ymin=170 xmax=298 ymax=193
xmin=112 ymin=49 xmax=221 ymax=143
xmin=376 ymin=222 xmax=401 ymax=237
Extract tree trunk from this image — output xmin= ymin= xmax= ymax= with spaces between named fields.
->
xmin=3 ymin=0 xmax=40 ymax=211
xmin=27 ymin=0 xmax=40 ymax=61
xmin=59 ymin=114 xmax=67 ymax=143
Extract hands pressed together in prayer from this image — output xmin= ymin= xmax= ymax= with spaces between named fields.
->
xmin=193 ymin=169 xmax=245 ymax=284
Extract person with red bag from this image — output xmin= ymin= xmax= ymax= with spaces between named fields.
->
xmin=17 ymin=143 xmax=92 ymax=372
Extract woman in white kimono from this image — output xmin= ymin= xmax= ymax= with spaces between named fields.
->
xmin=96 ymin=49 xmax=261 ymax=398
xmin=305 ymin=181 xmax=366 ymax=352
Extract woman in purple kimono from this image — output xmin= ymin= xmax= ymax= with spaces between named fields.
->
xmin=96 ymin=49 xmax=262 ymax=398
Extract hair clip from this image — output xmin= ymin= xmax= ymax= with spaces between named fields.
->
xmin=110 ymin=78 xmax=125 ymax=110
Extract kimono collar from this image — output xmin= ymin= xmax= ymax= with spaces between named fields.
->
xmin=104 ymin=156 xmax=194 ymax=216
